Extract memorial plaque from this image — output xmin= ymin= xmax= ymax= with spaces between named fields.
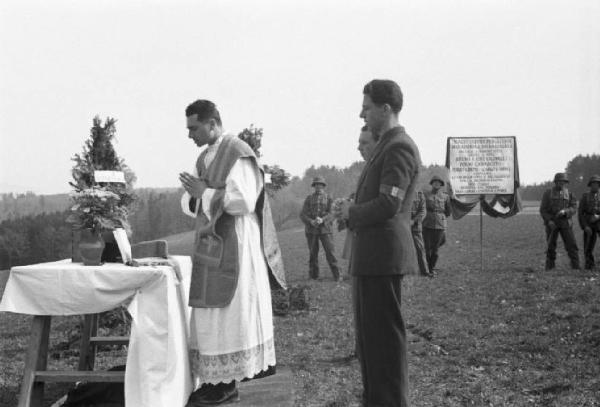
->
xmin=447 ymin=137 xmax=516 ymax=195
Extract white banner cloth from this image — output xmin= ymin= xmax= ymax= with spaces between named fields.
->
xmin=0 ymin=256 xmax=193 ymax=407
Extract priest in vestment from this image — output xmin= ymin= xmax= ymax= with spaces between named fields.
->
xmin=180 ymin=99 xmax=286 ymax=405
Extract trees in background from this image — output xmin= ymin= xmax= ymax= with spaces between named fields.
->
xmin=0 ymin=192 xmax=69 ymax=221
xmin=1 ymin=154 xmax=597 ymax=269
xmin=566 ymin=154 xmax=600 ymax=198
xmin=518 ymin=154 xmax=600 ymax=201
xmin=128 ymin=188 xmax=194 ymax=242
xmin=0 ymin=212 xmax=71 ymax=269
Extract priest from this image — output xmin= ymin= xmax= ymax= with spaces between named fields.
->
xmin=179 ymin=99 xmax=286 ymax=406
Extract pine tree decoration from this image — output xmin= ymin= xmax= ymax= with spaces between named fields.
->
xmin=67 ymin=116 xmax=137 ymax=233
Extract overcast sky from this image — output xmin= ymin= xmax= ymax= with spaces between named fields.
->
xmin=1 ymin=0 xmax=599 ymax=194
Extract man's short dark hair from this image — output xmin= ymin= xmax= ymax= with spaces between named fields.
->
xmin=363 ymin=79 xmax=403 ymax=114
xmin=360 ymin=125 xmax=379 ymax=141
xmin=185 ymin=99 xmax=222 ymax=126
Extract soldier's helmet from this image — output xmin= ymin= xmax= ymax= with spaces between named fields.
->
xmin=553 ymin=173 xmax=569 ymax=183
xmin=588 ymin=174 xmax=600 ymax=187
xmin=429 ymin=175 xmax=445 ymax=186
xmin=311 ymin=176 xmax=327 ymax=187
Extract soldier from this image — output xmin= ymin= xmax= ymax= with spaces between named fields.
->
xmin=411 ymin=190 xmax=433 ymax=277
xmin=422 ymin=175 xmax=452 ymax=272
xmin=300 ymin=176 xmax=341 ymax=281
xmin=539 ymin=172 xmax=580 ymax=270
xmin=578 ymin=175 xmax=600 ymax=270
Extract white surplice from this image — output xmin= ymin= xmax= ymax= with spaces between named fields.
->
xmin=181 ymin=141 xmax=275 ymax=386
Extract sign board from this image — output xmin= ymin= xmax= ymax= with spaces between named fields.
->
xmin=447 ymin=137 xmax=516 ymax=195
xmin=94 ymin=170 xmax=126 ymax=184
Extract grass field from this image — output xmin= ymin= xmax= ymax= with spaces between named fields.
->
xmin=1 ymin=213 xmax=599 ymax=406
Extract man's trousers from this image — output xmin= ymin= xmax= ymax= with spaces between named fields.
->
xmin=411 ymin=230 xmax=430 ymax=276
xmin=305 ymin=233 xmax=340 ymax=279
xmin=545 ymin=225 xmax=579 ymax=268
xmin=353 ymin=275 xmax=408 ymax=407
xmin=583 ymin=226 xmax=600 ymax=269
xmin=423 ymin=228 xmax=446 ymax=271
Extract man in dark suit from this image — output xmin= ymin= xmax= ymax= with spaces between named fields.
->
xmin=338 ymin=79 xmax=421 ymax=407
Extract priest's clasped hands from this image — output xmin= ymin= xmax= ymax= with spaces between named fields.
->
xmin=179 ymin=172 xmax=207 ymax=199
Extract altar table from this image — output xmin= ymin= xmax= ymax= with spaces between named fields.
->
xmin=0 ymin=256 xmax=193 ymax=407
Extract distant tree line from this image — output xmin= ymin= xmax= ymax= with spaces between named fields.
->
xmin=519 ymin=154 xmax=600 ymax=201
xmin=0 ymin=211 xmax=72 ymax=269
xmin=1 ymin=154 xmax=597 ymax=269
xmin=0 ymin=192 xmax=69 ymax=222
xmin=0 ymin=189 xmax=196 ymax=269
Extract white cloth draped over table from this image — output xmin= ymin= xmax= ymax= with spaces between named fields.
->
xmin=181 ymin=140 xmax=276 ymax=386
xmin=0 ymin=256 xmax=194 ymax=407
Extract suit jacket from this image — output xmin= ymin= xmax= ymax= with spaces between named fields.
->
xmin=348 ymin=126 xmax=421 ymax=276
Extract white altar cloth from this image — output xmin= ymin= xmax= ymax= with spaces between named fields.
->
xmin=0 ymin=256 xmax=193 ymax=407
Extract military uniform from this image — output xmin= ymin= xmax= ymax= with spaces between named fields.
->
xmin=578 ymin=175 xmax=600 ymax=269
xmin=300 ymin=177 xmax=340 ymax=280
xmin=539 ymin=173 xmax=580 ymax=270
xmin=422 ymin=176 xmax=452 ymax=271
xmin=411 ymin=191 xmax=431 ymax=276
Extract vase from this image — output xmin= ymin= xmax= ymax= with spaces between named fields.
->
xmin=78 ymin=228 xmax=105 ymax=266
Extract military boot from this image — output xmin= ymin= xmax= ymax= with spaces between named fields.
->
xmin=545 ymin=259 xmax=555 ymax=270
xmin=430 ymin=254 xmax=438 ymax=271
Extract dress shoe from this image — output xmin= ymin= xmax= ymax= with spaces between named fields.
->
xmin=186 ymin=381 xmax=239 ymax=406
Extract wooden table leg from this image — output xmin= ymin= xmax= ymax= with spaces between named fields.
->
xmin=78 ymin=314 xmax=99 ymax=371
xmin=18 ymin=315 xmax=51 ymax=407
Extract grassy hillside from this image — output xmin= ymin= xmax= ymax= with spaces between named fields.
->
xmin=1 ymin=214 xmax=599 ymax=406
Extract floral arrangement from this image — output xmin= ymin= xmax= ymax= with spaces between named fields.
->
xmin=237 ymin=125 xmax=291 ymax=195
xmin=68 ymin=188 xmax=129 ymax=231
xmin=332 ymin=197 xmax=352 ymax=231
xmin=66 ymin=116 xmax=136 ymax=233
xmin=237 ymin=124 xmax=263 ymax=157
